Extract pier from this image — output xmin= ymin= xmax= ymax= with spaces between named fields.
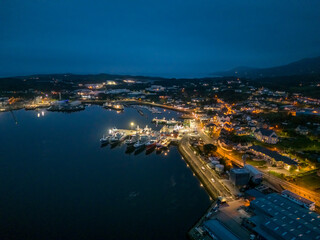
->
xmin=152 ymin=117 xmax=182 ymax=125
xmin=81 ymin=99 xmax=191 ymax=113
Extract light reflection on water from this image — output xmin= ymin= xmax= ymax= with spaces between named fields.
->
xmin=0 ymin=106 xmax=210 ymax=240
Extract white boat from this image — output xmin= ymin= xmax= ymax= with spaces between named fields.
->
xmin=151 ymin=107 xmax=161 ymax=114
xmin=125 ymin=135 xmax=138 ymax=145
xmin=167 ymin=118 xmax=178 ymax=125
xmin=100 ymin=135 xmax=111 ymax=144
xmin=120 ymin=134 xmax=127 ymax=142
xmin=109 ymin=132 xmax=124 ymax=143
xmin=110 ymin=127 xmax=118 ymax=133
xmin=146 ymin=139 xmax=157 ymax=146
xmin=100 ymin=136 xmax=109 ymax=144
xmin=157 ymin=138 xmax=170 ymax=148
xmin=133 ymin=140 xmax=145 ymax=149
xmin=152 ymin=117 xmax=166 ymax=123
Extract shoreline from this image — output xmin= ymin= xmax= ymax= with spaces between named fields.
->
xmin=178 ymin=143 xmax=219 ymax=200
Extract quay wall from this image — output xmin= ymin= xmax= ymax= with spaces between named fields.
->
xmin=178 ymin=143 xmax=219 ymax=200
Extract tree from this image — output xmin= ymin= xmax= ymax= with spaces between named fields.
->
xmin=203 ymin=144 xmax=217 ymax=155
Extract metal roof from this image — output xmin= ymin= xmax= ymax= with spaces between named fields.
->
xmin=250 ymin=193 xmax=320 ymax=240
xmin=282 ymin=190 xmax=314 ymax=206
xmin=203 ymin=220 xmax=240 ymax=240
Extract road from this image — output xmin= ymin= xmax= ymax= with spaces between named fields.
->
xmin=82 ymin=99 xmax=191 ymax=113
xmin=197 ymin=126 xmax=320 ymax=206
xmin=87 ymin=99 xmax=320 ymax=206
xmin=179 ymin=135 xmax=233 ymax=200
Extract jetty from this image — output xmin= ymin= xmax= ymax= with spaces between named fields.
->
xmin=152 ymin=117 xmax=182 ymax=125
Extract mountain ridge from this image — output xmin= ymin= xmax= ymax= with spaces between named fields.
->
xmin=214 ymin=56 xmax=320 ymax=78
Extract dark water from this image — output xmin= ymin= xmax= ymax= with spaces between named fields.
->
xmin=0 ymin=106 xmax=210 ymax=240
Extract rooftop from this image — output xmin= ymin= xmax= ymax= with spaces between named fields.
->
xmin=255 ymin=128 xmax=277 ymax=137
xmin=250 ymin=145 xmax=298 ymax=166
xmin=203 ymin=219 xmax=240 ymax=240
xmin=249 ymin=193 xmax=320 ymax=240
xmin=282 ymin=190 xmax=315 ymax=206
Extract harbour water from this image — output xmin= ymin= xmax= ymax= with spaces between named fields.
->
xmin=0 ymin=106 xmax=211 ymax=240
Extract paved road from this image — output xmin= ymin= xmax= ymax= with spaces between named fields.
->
xmin=83 ymin=99 xmax=192 ymax=113
xmin=179 ymin=135 xmax=233 ymax=200
xmin=197 ymin=127 xmax=320 ymax=206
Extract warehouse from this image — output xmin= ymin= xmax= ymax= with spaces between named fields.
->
xmin=203 ymin=219 xmax=240 ymax=240
xmin=245 ymin=193 xmax=320 ymax=240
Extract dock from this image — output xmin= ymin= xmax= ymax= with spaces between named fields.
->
xmin=188 ymin=199 xmax=251 ymax=240
xmin=152 ymin=117 xmax=182 ymax=125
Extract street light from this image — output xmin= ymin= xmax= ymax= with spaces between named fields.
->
xmin=130 ymin=122 xmax=134 ymax=130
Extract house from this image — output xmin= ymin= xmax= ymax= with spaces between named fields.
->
xmin=205 ymin=123 xmax=218 ymax=133
xmin=254 ymin=128 xmax=278 ymax=144
xmin=223 ymin=123 xmax=233 ymax=132
xmin=249 ymin=145 xmax=298 ymax=170
xmin=235 ymin=129 xmax=247 ymax=136
xmin=216 ymin=114 xmax=231 ymax=125
xmin=0 ymin=97 xmax=9 ymax=107
xmin=145 ymin=85 xmax=165 ymax=92
xmin=105 ymin=89 xmax=130 ymax=94
xmin=295 ymin=125 xmax=309 ymax=135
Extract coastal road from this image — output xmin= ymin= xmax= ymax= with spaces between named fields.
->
xmin=179 ymin=135 xmax=233 ymax=200
xmin=82 ymin=99 xmax=192 ymax=113
xmin=197 ymin=127 xmax=320 ymax=206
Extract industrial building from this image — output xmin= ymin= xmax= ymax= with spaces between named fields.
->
xmin=281 ymin=190 xmax=316 ymax=211
xmin=245 ymin=193 xmax=320 ymax=240
xmin=230 ymin=168 xmax=250 ymax=186
xmin=243 ymin=164 xmax=263 ymax=184
xmin=215 ymin=164 xmax=224 ymax=173
xmin=203 ymin=219 xmax=240 ymax=240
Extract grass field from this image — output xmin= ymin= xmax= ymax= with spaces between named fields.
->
xmin=294 ymin=171 xmax=320 ymax=192
xmin=246 ymin=159 xmax=266 ymax=167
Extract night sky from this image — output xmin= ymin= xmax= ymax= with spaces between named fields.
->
xmin=1 ymin=0 xmax=320 ymax=78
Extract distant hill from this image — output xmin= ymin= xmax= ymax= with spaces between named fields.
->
xmin=214 ymin=56 xmax=320 ymax=78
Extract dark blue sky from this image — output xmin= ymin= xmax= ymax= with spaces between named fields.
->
xmin=1 ymin=0 xmax=320 ymax=78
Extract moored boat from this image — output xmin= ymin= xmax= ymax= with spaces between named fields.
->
xmin=109 ymin=132 xmax=124 ymax=143
xmin=100 ymin=135 xmax=111 ymax=144
xmin=133 ymin=140 xmax=145 ymax=149
xmin=125 ymin=135 xmax=138 ymax=145
xmin=145 ymin=139 xmax=157 ymax=150
xmin=103 ymin=102 xmax=124 ymax=111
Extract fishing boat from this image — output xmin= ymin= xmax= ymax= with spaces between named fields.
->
xmin=157 ymin=138 xmax=170 ymax=149
xmin=100 ymin=135 xmax=111 ymax=144
xmin=109 ymin=132 xmax=124 ymax=143
xmin=152 ymin=117 xmax=166 ymax=124
xmin=133 ymin=140 xmax=145 ymax=149
xmin=167 ymin=118 xmax=178 ymax=125
xmin=120 ymin=133 xmax=128 ymax=142
xmin=125 ymin=135 xmax=138 ymax=145
xmin=145 ymin=139 xmax=157 ymax=150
